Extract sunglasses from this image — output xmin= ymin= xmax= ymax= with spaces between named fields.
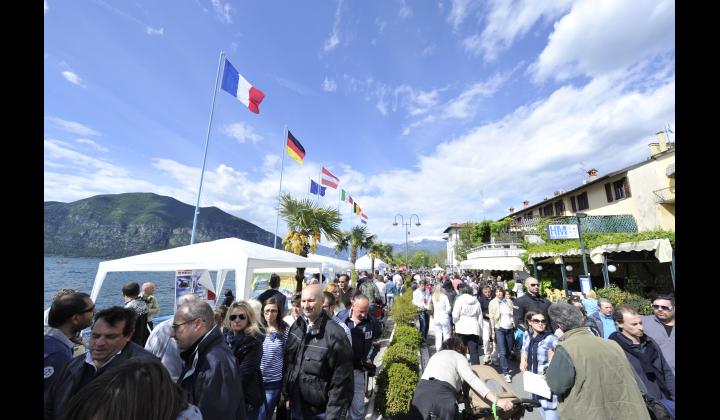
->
xmin=528 ymin=283 xmax=539 ymax=287
xmin=651 ymin=304 xmax=673 ymax=311
xmin=229 ymin=314 xmax=247 ymax=321
xmin=530 ymin=319 xmax=547 ymax=324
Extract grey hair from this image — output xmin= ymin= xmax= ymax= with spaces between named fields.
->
xmin=597 ymin=298 xmax=611 ymax=308
xmin=177 ymin=299 xmax=214 ymax=327
xmin=178 ymin=293 xmax=199 ymax=306
xmin=548 ymin=303 xmax=584 ymax=331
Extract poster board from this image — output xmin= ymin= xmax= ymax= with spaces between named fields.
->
xmin=175 ymin=269 xmax=216 ymax=307
xmin=579 ymin=275 xmax=592 ymax=295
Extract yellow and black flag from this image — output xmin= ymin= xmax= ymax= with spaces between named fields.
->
xmin=286 ymin=131 xmax=305 ymax=164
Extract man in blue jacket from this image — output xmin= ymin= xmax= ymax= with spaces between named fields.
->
xmin=584 ymin=298 xmax=617 ymax=339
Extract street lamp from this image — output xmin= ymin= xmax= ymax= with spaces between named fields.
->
xmin=576 ymin=212 xmax=589 ymax=275
xmin=393 ymin=214 xmax=421 ymax=269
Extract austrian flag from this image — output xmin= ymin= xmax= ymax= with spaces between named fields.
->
xmin=220 ymin=58 xmax=265 ymax=114
xmin=321 ymin=167 xmax=340 ymax=189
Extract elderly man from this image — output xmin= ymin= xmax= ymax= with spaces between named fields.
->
xmin=144 ymin=294 xmax=199 ymax=381
xmin=585 ymin=298 xmax=618 ymax=339
xmin=512 ymin=277 xmax=551 ymax=333
xmin=545 ymin=303 xmax=649 ymax=419
xmin=338 ymin=294 xmax=382 ymax=420
xmin=173 ymin=299 xmax=246 ymax=420
xmin=44 ymin=306 xmax=156 ymax=420
xmin=283 ymin=284 xmax=354 ymax=419
xmin=641 ymin=294 xmax=675 ymax=374
xmin=44 ymin=292 xmax=95 ymax=397
xmin=140 ymin=282 xmax=160 ymax=330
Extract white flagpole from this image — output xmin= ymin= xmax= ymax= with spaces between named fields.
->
xmin=191 ymin=51 xmax=225 ymax=244
xmin=273 ymin=125 xmax=288 ymax=249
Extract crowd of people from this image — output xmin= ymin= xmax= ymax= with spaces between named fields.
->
xmin=44 ymin=269 xmax=675 ymax=419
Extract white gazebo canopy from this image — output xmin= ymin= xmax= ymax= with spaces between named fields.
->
xmin=431 ymin=265 xmax=444 ymax=273
xmin=459 ymin=256 xmax=526 ymax=271
xmin=590 ymin=239 xmax=673 ymax=264
xmin=355 ymin=254 xmax=388 ymax=271
xmin=254 ymin=253 xmax=354 ymax=281
xmin=90 ymin=237 xmax=322 ymax=303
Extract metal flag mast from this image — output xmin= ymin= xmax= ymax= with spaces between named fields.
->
xmin=273 ymin=126 xmax=289 ymax=249
xmin=191 ymin=51 xmax=225 ymax=244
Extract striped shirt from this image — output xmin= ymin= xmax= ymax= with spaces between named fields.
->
xmin=521 ymin=332 xmax=559 ymax=409
xmin=259 ymin=328 xmax=289 ymax=383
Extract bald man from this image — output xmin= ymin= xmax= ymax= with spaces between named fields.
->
xmin=283 ymin=285 xmax=354 ymax=419
xmin=512 ymin=277 xmax=551 ymax=333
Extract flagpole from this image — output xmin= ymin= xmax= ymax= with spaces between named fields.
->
xmin=273 ymin=125 xmax=288 ymax=249
xmin=315 ymin=165 xmax=322 ymax=205
xmin=191 ymin=51 xmax=225 ymax=245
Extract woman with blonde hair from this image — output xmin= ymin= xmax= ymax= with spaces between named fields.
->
xmin=225 ymin=300 xmax=266 ymax=418
xmin=430 ymin=284 xmax=452 ymax=352
xmin=324 ymin=282 xmax=344 ymax=313
xmin=582 ymin=289 xmax=599 ymax=316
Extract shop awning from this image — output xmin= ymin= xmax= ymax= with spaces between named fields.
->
xmin=590 ymin=239 xmax=673 ymax=263
xmin=527 ymin=249 xmax=588 ymax=263
xmin=459 ymin=256 xmax=526 ymax=271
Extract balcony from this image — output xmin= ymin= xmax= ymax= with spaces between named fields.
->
xmin=654 ymin=186 xmax=675 ymax=203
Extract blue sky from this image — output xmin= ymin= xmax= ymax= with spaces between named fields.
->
xmin=44 ymin=0 xmax=675 ymax=244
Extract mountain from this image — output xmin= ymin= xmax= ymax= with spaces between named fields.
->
xmin=390 ymin=239 xmax=447 ymax=255
xmin=44 ymin=192 xmax=347 ymax=259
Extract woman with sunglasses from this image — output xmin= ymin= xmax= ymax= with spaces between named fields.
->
xmin=225 ymin=301 xmax=267 ymax=419
xmin=257 ymin=297 xmax=289 ymax=420
xmin=519 ymin=311 xmax=559 ymax=420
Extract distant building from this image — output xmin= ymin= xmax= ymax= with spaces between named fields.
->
xmin=442 ymin=223 xmax=476 ymax=271
xmin=504 ymin=130 xmax=675 ymax=232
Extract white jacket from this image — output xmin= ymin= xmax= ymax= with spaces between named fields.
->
xmin=431 ymin=293 xmax=451 ymax=320
xmin=452 ymin=293 xmax=482 ymax=336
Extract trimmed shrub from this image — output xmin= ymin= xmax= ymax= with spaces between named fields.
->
xmin=382 ymin=343 xmax=419 ymax=375
xmin=383 ymin=363 xmax=418 ymax=418
xmin=392 ymin=324 xmax=421 ymax=351
xmin=390 ymin=293 xmax=419 ymax=325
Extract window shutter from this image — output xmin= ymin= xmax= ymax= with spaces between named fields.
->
xmin=571 ymin=196 xmax=577 ymax=212
xmin=623 ymin=177 xmax=632 ymax=198
xmin=604 ymin=183 xmax=614 ymax=202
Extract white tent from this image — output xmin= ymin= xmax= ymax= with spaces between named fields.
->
xmin=90 ymin=237 xmax=322 ymax=303
xmin=459 ymin=256 xmax=526 ymax=271
xmin=431 ymin=265 xmax=444 ymax=273
xmin=355 ymin=254 xmax=388 ymax=271
xmin=254 ymin=253 xmax=354 ymax=282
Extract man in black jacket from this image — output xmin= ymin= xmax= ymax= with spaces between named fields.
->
xmin=257 ymin=273 xmax=288 ymax=317
xmin=44 ymin=306 xmax=156 ymax=420
xmin=284 ymin=284 xmax=354 ymax=419
xmin=512 ymin=277 xmax=551 ymax=333
xmin=173 ymin=299 xmax=246 ymax=420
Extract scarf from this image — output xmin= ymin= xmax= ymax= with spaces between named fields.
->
xmin=610 ymin=333 xmax=672 ymax=399
xmin=527 ymin=330 xmax=551 ymax=373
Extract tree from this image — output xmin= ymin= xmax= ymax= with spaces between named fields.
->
xmin=279 ymin=193 xmax=342 ymax=292
xmin=367 ymin=242 xmax=394 ymax=274
xmin=335 ymin=225 xmax=377 ymax=265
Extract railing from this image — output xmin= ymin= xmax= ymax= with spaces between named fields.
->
xmin=507 ymin=214 xmax=638 ymax=235
xmin=653 ymin=186 xmax=675 ymax=203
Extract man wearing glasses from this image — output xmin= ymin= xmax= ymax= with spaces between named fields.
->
xmin=512 ymin=277 xmax=551 ymax=335
xmin=173 ymin=299 xmax=246 ymax=420
xmin=641 ymin=294 xmax=675 ymax=374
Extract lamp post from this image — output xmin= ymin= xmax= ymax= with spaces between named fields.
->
xmin=576 ymin=212 xmax=589 ymax=276
xmin=393 ymin=214 xmax=421 ymax=269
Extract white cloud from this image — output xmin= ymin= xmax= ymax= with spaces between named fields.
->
xmin=398 ymin=0 xmax=413 ymax=19
xmin=75 ymin=138 xmax=109 ymax=152
xmin=263 ymin=154 xmax=280 ymax=171
xmin=146 ymin=26 xmax=164 ymax=36
xmin=210 ymin=0 xmax=233 ymax=24
xmin=62 ymin=71 xmax=84 ymax=87
xmin=447 ymin=0 xmax=477 ymax=30
xmin=220 ymin=122 xmax=263 ymax=144
xmin=323 ymin=0 xmax=343 ymax=53
xmin=465 ymin=0 xmax=574 ymax=62
xmin=322 ymin=77 xmax=338 ymax=92
xmin=531 ymin=0 xmax=675 ymax=82
xmin=44 ymin=0 xmax=48 ymax=14
xmin=483 ymin=198 xmax=500 ymax=209
xmin=442 ymin=73 xmax=509 ymax=119
xmin=45 ymin=117 xmax=101 ymax=136
xmin=421 ymin=44 xmax=436 ymax=57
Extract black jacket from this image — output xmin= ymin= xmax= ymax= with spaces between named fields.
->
xmin=608 ymin=332 xmax=675 ymax=401
xmin=283 ymin=311 xmax=354 ymax=419
xmin=178 ymin=326 xmax=246 ymax=420
xmin=512 ymin=293 xmax=551 ymax=331
xmin=44 ymin=341 xmax=156 ymax=420
xmin=477 ymin=295 xmax=492 ymax=320
xmin=225 ymin=331 xmax=266 ymax=409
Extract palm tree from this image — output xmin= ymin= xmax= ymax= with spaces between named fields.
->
xmin=367 ymin=242 xmax=384 ymax=274
xmin=335 ymin=225 xmax=377 ymax=265
xmin=279 ymin=193 xmax=342 ymax=292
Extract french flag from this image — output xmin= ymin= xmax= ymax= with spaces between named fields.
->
xmin=220 ymin=58 xmax=265 ymax=114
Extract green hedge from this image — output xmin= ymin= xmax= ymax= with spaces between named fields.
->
xmin=382 ymin=343 xmax=419 ymax=375
xmin=390 ymin=292 xmax=420 ymax=325
xmin=391 ymin=324 xmax=421 ymax=352
xmin=596 ymin=284 xmax=652 ymax=315
xmin=376 ymin=363 xmax=418 ymax=419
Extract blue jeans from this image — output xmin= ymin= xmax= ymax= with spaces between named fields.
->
xmin=539 ymin=407 xmax=560 ymax=420
xmin=418 ymin=311 xmax=429 ymax=339
xmin=258 ymin=380 xmax=281 ymax=420
xmin=495 ymin=327 xmax=515 ymax=375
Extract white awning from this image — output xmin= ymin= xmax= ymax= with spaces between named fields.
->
xmin=590 ymin=239 xmax=673 ymax=263
xmin=459 ymin=256 xmax=526 ymax=271
xmin=527 ymin=249 xmax=587 ymax=263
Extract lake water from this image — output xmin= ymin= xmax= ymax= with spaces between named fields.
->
xmin=44 ymin=256 xmax=239 ymax=317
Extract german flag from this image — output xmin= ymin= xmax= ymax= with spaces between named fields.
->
xmin=286 ymin=131 xmax=305 ymax=164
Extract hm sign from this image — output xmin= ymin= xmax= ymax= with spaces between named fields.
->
xmin=547 ymin=224 xmax=579 ymax=240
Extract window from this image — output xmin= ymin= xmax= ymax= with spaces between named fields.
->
xmin=543 ymin=204 xmax=554 ymax=217
xmin=613 ymin=177 xmax=631 ymax=199
xmin=570 ymin=196 xmax=577 ymax=212
xmin=577 ymin=192 xmax=589 ymax=210
xmin=604 ymin=183 xmax=614 ymax=203
xmin=524 ymin=213 xmax=532 ymax=220
xmin=554 ymin=200 xmax=565 ymax=215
